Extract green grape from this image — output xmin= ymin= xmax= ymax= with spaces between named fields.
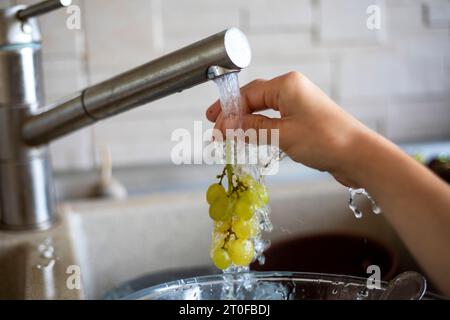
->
xmin=255 ymin=183 xmax=269 ymax=205
xmin=211 ymin=248 xmax=232 ymax=270
xmin=228 ymin=239 xmax=254 ymax=266
xmin=252 ymin=187 xmax=267 ymax=206
xmin=224 ymin=234 xmax=236 ymax=250
xmin=232 ymin=219 xmax=256 ymax=239
xmin=234 ymin=195 xmax=254 ymax=220
xmin=208 ymin=168 xmax=269 ymax=270
xmin=245 ymin=187 xmax=265 ymax=209
xmin=209 ymin=197 xmax=232 ymax=221
xmin=206 ymin=183 xmax=227 ymax=205
xmin=242 ymin=188 xmax=259 ymax=208
xmin=214 ymin=220 xmax=231 ymax=233
xmin=241 ymin=174 xmax=256 ymax=188
xmin=211 ymin=231 xmax=226 ymax=250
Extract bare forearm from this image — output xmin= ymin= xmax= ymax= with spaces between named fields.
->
xmin=349 ymin=130 xmax=450 ymax=296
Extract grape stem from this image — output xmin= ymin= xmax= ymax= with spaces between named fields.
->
xmin=222 ymin=140 xmax=248 ymax=195
xmin=225 ymin=140 xmax=234 ymax=194
xmin=217 ymin=167 xmax=227 ymax=184
xmin=222 ymin=229 xmax=236 ymax=249
xmin=226 ymin=164 xmax=233 ymax=194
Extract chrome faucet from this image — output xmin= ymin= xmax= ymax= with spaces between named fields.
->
xmin=0 ymin=1 xmax=251 ymax=230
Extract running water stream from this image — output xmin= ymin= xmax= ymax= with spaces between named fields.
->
xmin=212 ymin=72 xmax=278 ymax=299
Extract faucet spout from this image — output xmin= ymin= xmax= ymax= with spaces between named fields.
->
xmin=0 ymin=4 xmax=251 ymax=231
xmin=23 ymin=27 xmax=251 ymax=146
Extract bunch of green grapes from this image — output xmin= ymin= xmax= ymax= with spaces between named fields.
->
xmin=206 ymin=164 xmax=270 ymax=270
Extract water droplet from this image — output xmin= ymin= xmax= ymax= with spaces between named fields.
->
xmin=348 ymin=188 xmax=381 ymax=218
xmin=36 ymin=259 xmax=55 ymax=270
xmin=257 ymin=254 xmax=266 ymax=265
xmin=371 ymin=203 xmax=382 ymax=214
xmin=280 ymin=226 xmax=292 ymax=234
xmin=356 ymin=287 xmax=369 ymax=300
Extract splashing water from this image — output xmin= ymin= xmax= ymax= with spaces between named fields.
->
xmin=212 ymin=72 xmax=282 ymax=299
xmin=348 ymin=188 xmax=381 ymax=219
xmin=36 ymin=237 xmax=57 ymax=270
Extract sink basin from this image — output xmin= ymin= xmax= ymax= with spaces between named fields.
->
xmin=0 ymin=179 xmax=423 ymax=299
xmin=66 ymin=180 xmax=419 ymax=299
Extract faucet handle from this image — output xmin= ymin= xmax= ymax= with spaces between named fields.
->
xmin=17 ymin=0 xmax=72 ymax=21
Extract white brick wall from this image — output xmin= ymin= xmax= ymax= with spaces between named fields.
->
xmin=316 ymin=0 xmax=386 ymax=44
xmin=387 ymin=99 xmax=450 ymax=142
xmin=423 ymin=0 xmax=450 ymax=28
xmin=246 ymin=0 xmax=312 ymax=32
xmin=4 ymin=0 xmax=449 ymax=170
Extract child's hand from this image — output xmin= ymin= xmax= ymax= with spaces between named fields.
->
xmin=206 ymin=72 xmax=371 ymax=187
xmin=208 ymin=72 xmax=450 ymax=297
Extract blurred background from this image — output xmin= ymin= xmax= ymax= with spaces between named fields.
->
xmin=1 ymin=0 xmax=449 ymax=174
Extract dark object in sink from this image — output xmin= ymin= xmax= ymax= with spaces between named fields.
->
xmin=251 ymin=233 xmax=398 ymax=280
xmin=428 ymin=157 xmax=450 ymax=183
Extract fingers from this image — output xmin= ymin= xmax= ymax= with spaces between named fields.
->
xmin=206 ymin=79 xmax=266 ymax=122
xmin=240 ymin=78 xmax=281 ymax=114
xmin=206 ymin=100 xmax=221 ymax=122
xmin=333 ymin=175 xmax=359 ymax=189
xmin=214 ymin=113 xmax=281 ymax=145
xmin=206 ymin=77 xmax=284 ymax=122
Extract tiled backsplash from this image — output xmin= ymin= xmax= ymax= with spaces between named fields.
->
xmin=2 ymin=0 xmax=450 ymax=171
